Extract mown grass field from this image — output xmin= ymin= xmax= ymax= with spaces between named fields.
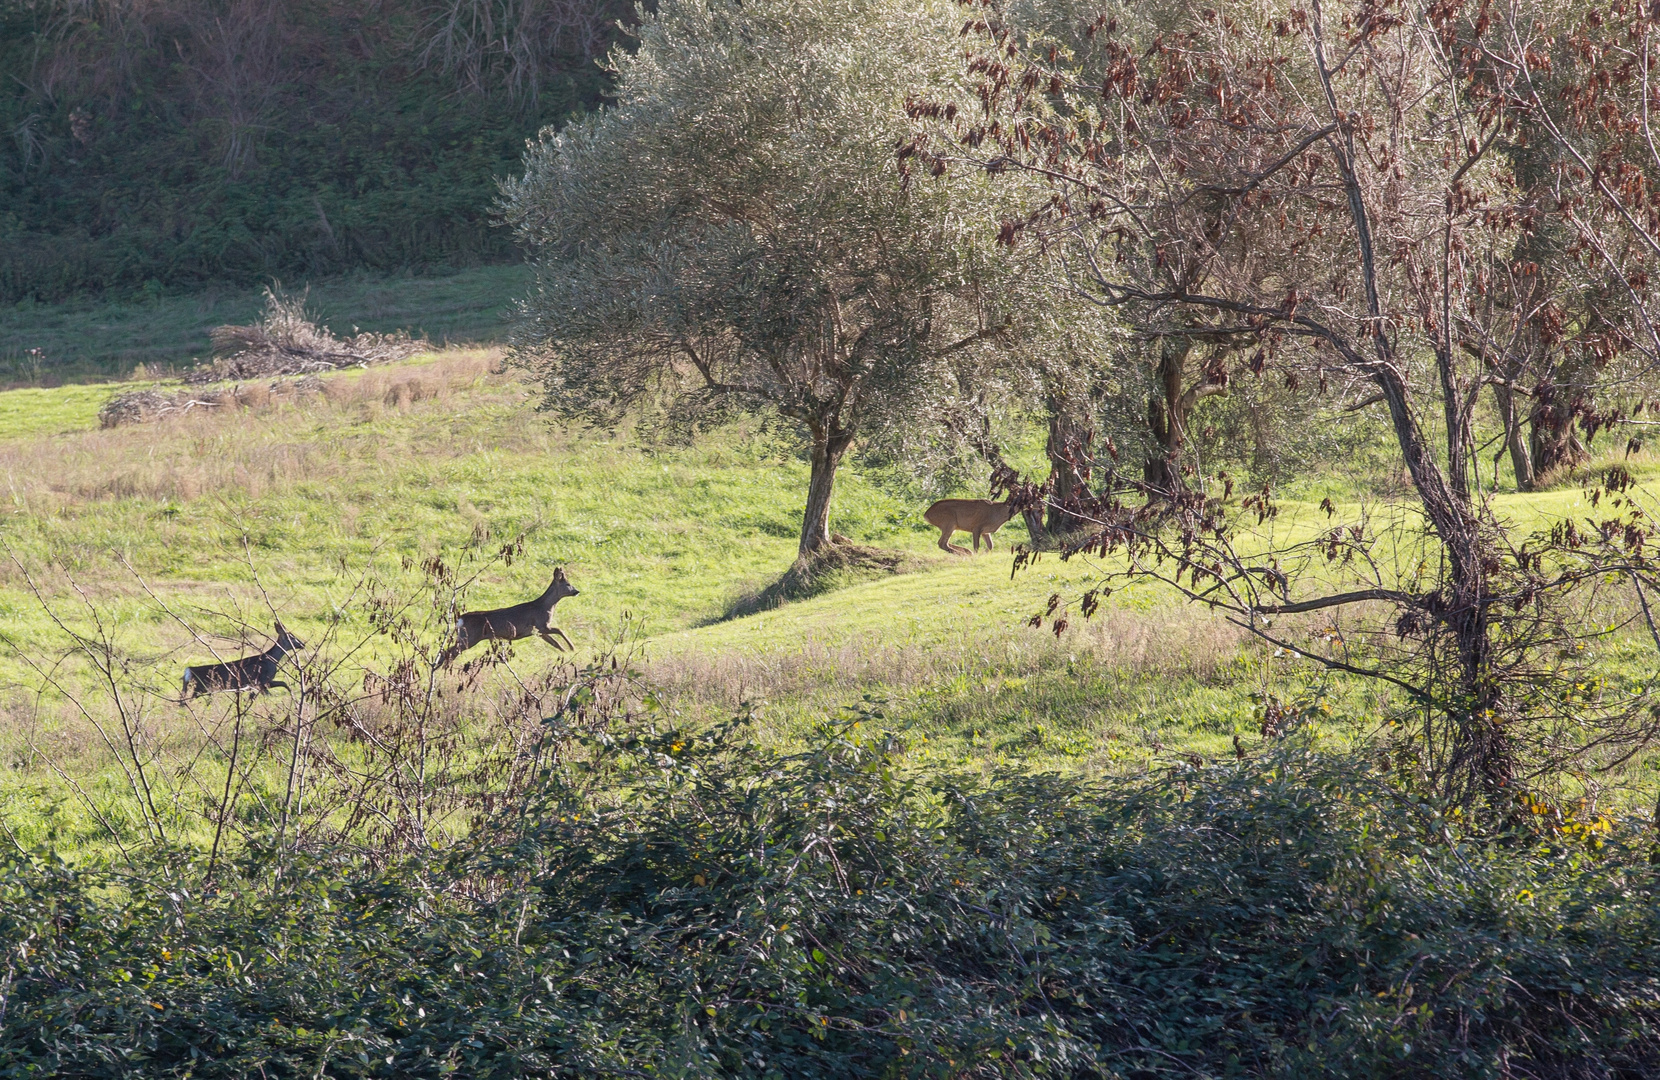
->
xmin=1 ymin=344 xmax=1658 ymax=856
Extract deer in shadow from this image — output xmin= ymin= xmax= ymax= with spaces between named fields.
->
xmin=182 ymin=622 xmax=305 ymax=698
xmin=924 ymin=497 xmax=1019 ymax=554
xmin=438 ymin=568 xmax=580 ymax=668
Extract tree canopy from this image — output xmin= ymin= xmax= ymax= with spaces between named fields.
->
xmin=502 ymin=0 xmax=1039 ymax=557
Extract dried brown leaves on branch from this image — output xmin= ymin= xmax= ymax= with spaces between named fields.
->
xmin=918 ymin=0 xmax=1660 ymax=804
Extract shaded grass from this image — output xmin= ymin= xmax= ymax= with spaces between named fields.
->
xmin=0 ymin=264 xmax=532 ymax=385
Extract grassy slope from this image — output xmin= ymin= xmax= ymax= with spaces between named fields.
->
xmin=2 ymin=348 xmax=1657 ymax=852
xmin=0 ymin=264 xmax=532 ymax=384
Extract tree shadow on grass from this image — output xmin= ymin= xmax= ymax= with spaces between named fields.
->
xmin=710 ymin=538 xmax=928 ymax=624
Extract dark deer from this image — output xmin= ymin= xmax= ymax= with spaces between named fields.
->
xmin=182 ymin=622 xmax=305 ymax=698
xmin=438 ymin=568 xmax=580 ymax=668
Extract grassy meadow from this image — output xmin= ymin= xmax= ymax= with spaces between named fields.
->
xmin=3 ymin=341 xmax=1658 ymax=859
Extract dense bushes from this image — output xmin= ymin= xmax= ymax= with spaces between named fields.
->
xmin=3 ymin=711 xmax=1658 ymax=1078
xmin=0 ymin=0 xmax=626 ymax=303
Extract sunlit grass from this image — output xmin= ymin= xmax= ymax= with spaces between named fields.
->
xmin=3 ymin=346 xmax=1660 ymax=862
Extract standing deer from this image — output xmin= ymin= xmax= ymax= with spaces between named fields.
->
xmin=924 ymin=497 xmax=1019 ymax=554
xmin=182 ymin=622 xmax=305 ymax=698
xmin=438 ymin=568 xmax=580 ymax=668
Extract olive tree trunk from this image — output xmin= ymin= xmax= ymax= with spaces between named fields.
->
xmin=798 ymin=422 xmax=854 ymax=558
xmin=1044 ymin=396 xmax=1095 ymax=537
xmin=1143 ymin=336 xmax=1226 ymax=497
xmin=1492 ymin=379 xmax=1536 ymax=491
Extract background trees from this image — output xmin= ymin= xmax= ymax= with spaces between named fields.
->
xmin=0 ymin=0 xmax=625 ymax=302
xmin=502 ymin=0 xmax=1037 ymax=559
xmin=505 ymin=0 xmax=1660 ymax=801
xmin=915 ymin=0 xmax=1660 ymax=800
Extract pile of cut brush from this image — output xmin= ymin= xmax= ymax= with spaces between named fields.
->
xmin=100 ymin=288 xmax=426 ymax=427
xmin=97 ymin=376 xmax=324 ymax=428
xmin=189 ymin=287 xmax=425 ymax=384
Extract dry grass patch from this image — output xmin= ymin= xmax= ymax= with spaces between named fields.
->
xmin=649 ymin=605 xmax=1245 ymax=716
xmin=2 ymin=351 xmax=507 ymax=509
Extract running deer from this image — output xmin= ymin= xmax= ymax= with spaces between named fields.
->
xmin=438 ymin=568 xmax=580 ymax=668
xmin=182 ymin=622 xmax=305 ymax=698
xmin=924 ymin=497 xmax=1019 ymax=554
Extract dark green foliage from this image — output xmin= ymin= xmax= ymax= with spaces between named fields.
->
xmin=0 ymin=1 xmax=622 ymax=303
xmin=3 ymin=716 xmax=1659 ymax=1077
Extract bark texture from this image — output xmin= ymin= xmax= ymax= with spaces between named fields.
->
xmin=1044 ymin=396 xmax=1095 ymax=537
xmin=798 ymin=423 xmax=854 ymax=558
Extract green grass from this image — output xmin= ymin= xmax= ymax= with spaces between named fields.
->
xmin=0 ymin=349 xmax=1276 ymax=853
xmin=0 ymin=263 xmax=532 ymax=385
xmin=2 ymin=347 xmax=1658 ymax=858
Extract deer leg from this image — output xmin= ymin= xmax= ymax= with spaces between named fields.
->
xmin=983 ymin=530 xmax=994 ymax=551
xmin=936 ymin=527 xmax=955 ymax=552
xmin=539 ymin=629 xmax=570 ymax=652
xmin=972 ymin=531 xmax=984 ymax=552
xmin=266 ymin=680 xmax=290 ymax=693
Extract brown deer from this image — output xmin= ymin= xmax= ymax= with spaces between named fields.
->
xmin=437 ymin=568 xmax=580 ymax=668
xmin=182 ymin=622 xmax=305 ymax=697
xmin=923 ymin=497 xmax=1019 ymax=554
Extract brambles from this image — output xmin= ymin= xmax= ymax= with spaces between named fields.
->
xmin=4 ymin=721 xmax=1660 ymax=1077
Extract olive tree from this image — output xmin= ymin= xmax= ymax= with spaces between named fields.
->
xmin=501 ymin=0 xmax=1030 ymax=558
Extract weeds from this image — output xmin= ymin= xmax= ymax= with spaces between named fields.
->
xmin=0 ymin=542 xmax=646 ymax=865
xmin=3 ymin=715 xmax=1659 ymax=1077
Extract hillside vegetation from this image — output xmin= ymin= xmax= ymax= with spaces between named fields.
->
xmin=0 ymin=0 xmax=622 ymax=304
xmin=12 ymin=0 xmax=1660 ymax=1071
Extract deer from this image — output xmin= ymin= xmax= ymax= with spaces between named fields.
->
xmin=182 ymin=622 xmax=305 ymax=698
xmin=923 ymin=497 xmax=1020 ymax=555
xmin=437 ymin=568 xmax=580 ymax=668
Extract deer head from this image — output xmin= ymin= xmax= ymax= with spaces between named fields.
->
xmin=273 ymin=621 xmax=306 ymax=653
xmin=543 ymin=567 xmax=580 ymax=605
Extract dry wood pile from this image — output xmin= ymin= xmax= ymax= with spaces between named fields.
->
xmin=186 ymin=288 xmax=424 ymax=383
xmin=100 ymin=287 xmax=425 ymax=427
xmin=98 ymin=376 xmax=324 ymax=429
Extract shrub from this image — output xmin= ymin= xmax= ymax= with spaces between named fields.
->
xmin=2 ymin=714 xmax=1658 ymax=1077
